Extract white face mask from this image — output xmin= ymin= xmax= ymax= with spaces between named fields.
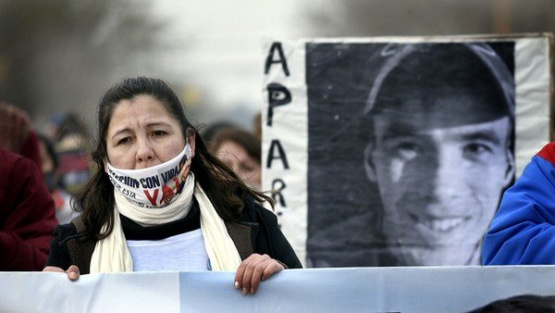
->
xmin=106 ymin=143 xmax=193 ymax=208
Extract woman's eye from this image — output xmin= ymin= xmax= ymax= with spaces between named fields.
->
xmin=152 ymin=130 xmax=167 ymax=137
xmin=117 ymin=137 xmax=131 ymax=145
xmin=241 ymin=165 xmax=255 ymax=173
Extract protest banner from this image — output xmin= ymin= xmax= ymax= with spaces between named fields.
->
xmin=2 ymin=266 xmax=555 ymax=312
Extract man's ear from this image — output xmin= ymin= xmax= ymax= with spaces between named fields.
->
xmin=503 ymin=150 xmax=515 ymax=186
xmin=364 ymin=143 xmax=377 ymax=183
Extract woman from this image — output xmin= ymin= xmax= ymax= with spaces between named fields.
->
xmin=209 ymin=126 xmax=262 ymax=190
xmin=44 ymin=76 xmax=302 ymax=295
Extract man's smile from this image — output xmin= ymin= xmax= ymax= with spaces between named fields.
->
xmin=409 ymin=213 xmax=471 ymax=233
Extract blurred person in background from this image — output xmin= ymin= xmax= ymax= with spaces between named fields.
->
xmin=0 ymin=102 xmax=58 ymax=270
xmin=253 ymin=112 xmax=262 ymax=140
xmin=37 ymin=133 xmax=77 ymax=224
xmin=199 ymin=120 xmax=237 ymax=146
xmin=46 ymin=112 xmax=92 ymax=195
xmin=209 ymin=126 xmax=262 ymax=190
xmin=465 ymin=294 xmax=555 ymax=313
xmin=0 ymin=149 xmax=58 ymax=270
xmin=0 ymin=102 xmax=42 ymax=168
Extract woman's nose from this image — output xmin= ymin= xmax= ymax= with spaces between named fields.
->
xmin=135 ymin=139 xmax=154 ymax=166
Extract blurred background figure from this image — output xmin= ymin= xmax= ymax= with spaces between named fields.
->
xmin=200 ymin=120 xmax=237 ymax=146
xmin=45 ymin=112 xmax=92 ymax=196
xmin=209 ymin=126 xmax=262 ymax=190
xmin=465 ymin=294 xmax=555 ymax=313
xmin=0 ymin=103 xmax=57 ymax=270
xmin=253 ymin=112 xmax=262 ymax=140
xmin=0 ymin=149 xmax=58 ymax=270
xmin=37 ymin=133 xmax=77 ymax=224
xmin=0 ymin=102 xmax=42 ymax=168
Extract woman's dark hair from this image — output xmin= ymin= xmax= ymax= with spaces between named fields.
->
xmin=74 ymin=76 xmax=273 ymax=240
xmin=208 ymin=126 xmax=262 ymax=164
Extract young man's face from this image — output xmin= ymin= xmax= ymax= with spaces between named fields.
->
xmin=365 ymin=98 xmax=513 ymax=266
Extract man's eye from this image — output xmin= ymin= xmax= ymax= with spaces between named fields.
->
xmin=394 ymin=142 xmax=420 ymax=161
xmin=463 ymin=143 xmax=493 ymax=157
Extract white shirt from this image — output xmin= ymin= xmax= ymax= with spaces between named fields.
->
xmin=127 ymin=229 xmax=210 ymax=271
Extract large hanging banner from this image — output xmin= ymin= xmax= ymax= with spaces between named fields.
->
xmin=261 ymin=34 xmax=553 ymax=267
xmin=2 ymin=266 xmax=555 ymax=312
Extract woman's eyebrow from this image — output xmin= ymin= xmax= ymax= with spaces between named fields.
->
xmin=145 ymin=121 xmax=173 ymax=128
xmin=111 ymin=128 xmax=132 ymax=140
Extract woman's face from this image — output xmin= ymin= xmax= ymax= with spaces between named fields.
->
xmin=216 ymin=140 xmax=261 ymax=189
xmin=105 ymin=95 xmax=187 ymax=169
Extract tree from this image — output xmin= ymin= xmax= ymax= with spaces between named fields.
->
xmin=0 ymin=0 xmax=168 ymax=129
xmin=302 ymin=0 xmax=555 ymax=37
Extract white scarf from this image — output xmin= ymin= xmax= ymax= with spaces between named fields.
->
xmin=89 ymin=173 xmax=242 ymax=273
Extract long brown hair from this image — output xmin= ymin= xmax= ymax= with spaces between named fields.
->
xmin=73 ymin=76 xmax=273 ymax=240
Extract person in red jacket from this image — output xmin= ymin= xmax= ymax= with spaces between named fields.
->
xmin=0 ymin=148 xmax=58 ymax=270
xmin=0 ymin=102 xmax=42 ymax=169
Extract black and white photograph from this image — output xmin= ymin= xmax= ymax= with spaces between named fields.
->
xmin=306 ymin=41 xmax=517 ymax=267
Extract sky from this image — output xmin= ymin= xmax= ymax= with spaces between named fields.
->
xmin=150 ymin=0 xmax=321 ymax=130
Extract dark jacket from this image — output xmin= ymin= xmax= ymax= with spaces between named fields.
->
xmin=47 ymin=194 xmax=302 ymax=273
xmin=0 ymin=149 xmax=58 ymax=270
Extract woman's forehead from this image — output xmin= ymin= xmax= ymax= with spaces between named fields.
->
xmin=107 ymin=97 xmax=180 ymax=132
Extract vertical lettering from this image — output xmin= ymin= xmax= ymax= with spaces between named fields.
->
xmin=264 ymin=42 xmax=290 ymax=76
xmin=271 ymin=179 xmax=287 ymax=208
xmin=266 ymin=139 xmax=289 ymax=169
xmin=266 ymin=83 xmax=292 ymax=127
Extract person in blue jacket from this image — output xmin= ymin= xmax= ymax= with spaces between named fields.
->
xmin=482 ymin=141 xmax=555 ymax=264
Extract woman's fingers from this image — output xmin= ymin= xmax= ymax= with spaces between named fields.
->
xmin=234 ymin=254 xmax=285 ymax=295
xmin=67 ymin=265 xmax=81 ymax=281
xmin=43 ymin=265 xmax=81 ymax=281
xmin=43 ymin=266 xmax=65 ymax=273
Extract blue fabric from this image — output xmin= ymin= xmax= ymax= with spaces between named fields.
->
xmin=482 ymin=145 xmax=555 ymax=265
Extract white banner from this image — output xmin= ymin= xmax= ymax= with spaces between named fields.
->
xmin=2 ymin=266 xmax=555 ymax=312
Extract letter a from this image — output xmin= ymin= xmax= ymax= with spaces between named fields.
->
xmin=264 ymin=42 xmax=290 ymax=76
xmin=266 ymin=139 xmax=289 ymax=169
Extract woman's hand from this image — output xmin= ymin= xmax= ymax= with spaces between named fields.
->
xmin=234 ymin=254 xmax=285 ymax=295
xmin=43 ymin=265 xmax=81 ymax=281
